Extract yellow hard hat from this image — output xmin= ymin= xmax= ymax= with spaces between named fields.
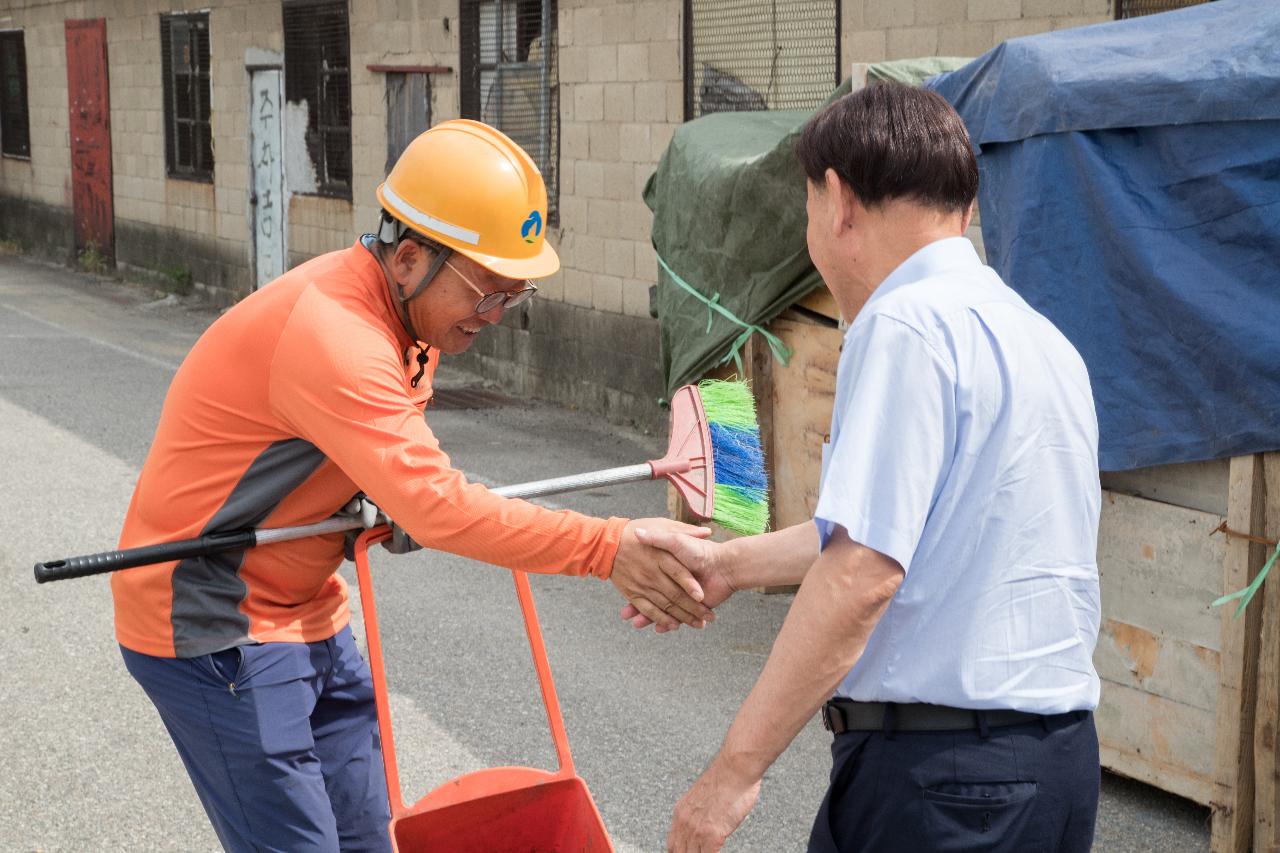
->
xmin=376 ymin=120 xmax=559 ymax=280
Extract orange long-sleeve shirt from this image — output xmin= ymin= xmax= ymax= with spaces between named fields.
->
xmin=113 ymin=239 xmax=625 ymax=657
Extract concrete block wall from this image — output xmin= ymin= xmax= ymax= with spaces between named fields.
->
xmin=0 ymin=0 xmax=458 ymax=296
xmin=552 ymin=0 xmax=681 ymax=320
xmin=842 ymin=0 xmax=1114 ymax=66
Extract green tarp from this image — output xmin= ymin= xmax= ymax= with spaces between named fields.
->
xmin=643 ymin=58 xmax=972 ymax=396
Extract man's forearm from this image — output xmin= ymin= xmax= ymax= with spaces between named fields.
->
xmin=713 ymin=533 xmax=902 ymax=781
xmin=721 ymin=521 xmax=820 ymax=589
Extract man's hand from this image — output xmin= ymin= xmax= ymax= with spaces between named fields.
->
xmin=621 ymin=527 xmax=738 ymax=633
xmin=612 ymin=518 xmax=715 ymax=631
xmin=667 ymin=757 xmax=762 ymax=853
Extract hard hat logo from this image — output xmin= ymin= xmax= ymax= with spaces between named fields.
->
xmin=522 ymin=210 xmax=543 ymax=244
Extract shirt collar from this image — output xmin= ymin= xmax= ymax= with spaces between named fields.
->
xmin=865 ymin=236 xmax=983 ymax=310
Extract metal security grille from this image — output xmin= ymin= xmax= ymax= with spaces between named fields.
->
xmin=1117 ymin=0 xmax=1212 ymax=17
xmin=160 ymin=14 xmax=212 ymax=180
xmin=684 ymin=0 xmax=839 ymax=119
xmin=0 ymin=30 xmax=30 ymax=158
xmin=459 ymin=0 xmax=559 ymax=224
xmin=283 ymin=0 xmax=352 ymax=198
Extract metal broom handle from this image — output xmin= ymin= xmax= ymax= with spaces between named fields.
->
xmin=33 ymin=464 xmax=658 ymax=583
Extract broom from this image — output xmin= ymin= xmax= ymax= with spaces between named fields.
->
xmin=33 ymin=379 xmax=769 ymax=583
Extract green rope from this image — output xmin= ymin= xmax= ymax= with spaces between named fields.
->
xmin=656 ymin=253 xmax=792 ymax=374
xmin=1212 ymin=538 xmax=1280 ymax=619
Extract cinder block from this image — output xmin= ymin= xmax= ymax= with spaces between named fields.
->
xmin=563 ymin=267 xmax=594 ymax=307
xmin=938 ymin=21 xmax=995 ymax=56
xmin=968 ymin=0 xmax=1022 ymax=21
xmin=634 ymin=80 xmax=666 ymax=123
xmin=650 ymin=122 xmax=675 ymax=162
xmin=1023 ymin=0 xmax=1081 ymax=16
xmin=634 ymin=239 xmax=657 ymax=281
xmin=588 ymin=122 xmax=621 ymax=161
xmin=586 ymin=198 xmax=621 ymax=238
xmin=605 ymin=83 xmax=636 ymax=122
xmin=621 ymin=277 xmax=652 ymax=317
xmin=559 ymin=195 xmax=589 ymax=231
xmin=574 ymin=84 xmax=605 ymax=122
xmin=592 ymin=274 xmax=623 ymax=313
xmin=633 ymin=1 xmax=666 ymax=42
xmin=634 ymin=162 xmax=654 ymax=198
xmin=666 ymin=81 xmax=685 ymax=123
xmin=603 ymin=162 xmax=635 ymax=201
xmin=569 ymin=231 xmax=605 ymax=272
xmin=587 ymin=45 xmax=618 ymax=82
xmin=618 ymin=201 xmax=652 ymax=242
xmin=562 ymin=122 xmax=591 ymax=160
xmin=617 ymin=42 xmax=649 ymax=82
xmin=560 ymin=45 xmax=590 ymax=83
xmin=574 ymin=6 xmax=604 ymax=46
xmin=604 ymin=237 xmax=634 ymax=277
xmin=887 ymin=26 xmax=939 ymax=59
xmin=916 ymin=0 xmax=969 ymax=25
xmin=993 ymin=17 xmax=1052 ymax=41
xmin=601 ymin=4 xmax=636 ymax=44
xmin=647 ymin=40 xmax=680 ymax=82
xmin=575 ymin=159 xmax=605 ymax=199
xmin=843 ymin=29 xmax=888 ymax=64
xmin=618 ymin=122 xmax=653 ymax=163
xmin=538 ymin=269 xmax=566 ymax=302
xmin=865 ymin=0 xmax=915 ymax=29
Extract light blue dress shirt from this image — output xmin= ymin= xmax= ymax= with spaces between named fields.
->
xmin=815 ymin=237 xmax=1101 ymax=714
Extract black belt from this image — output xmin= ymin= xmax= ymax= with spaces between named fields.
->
xmin=821 ymin=699 xmax=1053 ymax=735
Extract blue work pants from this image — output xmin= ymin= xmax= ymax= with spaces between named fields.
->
xmin=121 ymin=626 xmax=392 ymax=852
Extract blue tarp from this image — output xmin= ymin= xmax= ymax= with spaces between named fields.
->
xmin=927 ymin=0 xmax=1280 ymax=470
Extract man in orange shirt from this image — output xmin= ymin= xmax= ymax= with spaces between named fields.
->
xmin=115 ymin=121 xmax=711 ymax=852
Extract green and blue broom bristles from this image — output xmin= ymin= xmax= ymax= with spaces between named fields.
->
xmin=697 ymin=378 xmax=770 ymax=536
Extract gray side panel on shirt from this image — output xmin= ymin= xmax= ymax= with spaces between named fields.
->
xmin=170 ymin=438 xmax=327 ymax=657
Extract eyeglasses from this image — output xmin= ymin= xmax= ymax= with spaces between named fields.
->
xmin=445 ymin=258 xmax=537 ymax=315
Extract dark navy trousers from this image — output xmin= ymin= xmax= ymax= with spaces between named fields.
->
xmin=808 ymin=710 xmax=1099 ymax=853
xmin=121 ymin=625 xmax=392 ymax=853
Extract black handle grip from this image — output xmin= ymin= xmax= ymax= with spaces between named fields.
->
xmin=34 ymin=529 xmax=259 ymax=583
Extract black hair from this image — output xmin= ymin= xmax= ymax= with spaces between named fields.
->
xmin=795 ymin=81 xmax=978 ymax=213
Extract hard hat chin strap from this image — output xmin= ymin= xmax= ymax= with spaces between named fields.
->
xmin=376 ymin=212 xmax=452 ymax=345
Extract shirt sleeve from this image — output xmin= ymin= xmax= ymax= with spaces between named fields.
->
xmin=268 ymin=293 xmax=624 ymax=578
xmin=814 ymin=313 xmax=956 ymax=573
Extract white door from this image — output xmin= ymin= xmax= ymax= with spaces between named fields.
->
xmin=249 ymin=67 xmax=285 ymax=288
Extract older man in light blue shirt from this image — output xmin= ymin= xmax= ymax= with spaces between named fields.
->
xmin=637 ymin=82 xmax=1103 ymax=853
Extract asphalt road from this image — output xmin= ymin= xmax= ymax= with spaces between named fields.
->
xmin=0 ymin=253 xmax=1210 ymax=851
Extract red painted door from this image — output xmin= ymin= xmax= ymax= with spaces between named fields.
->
xmin=65 ymin=19 xmax=114 ymax=264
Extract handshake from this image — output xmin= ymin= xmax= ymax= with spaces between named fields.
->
xmin=340 ymin=496 xmax=742 ymax=633
xmin=610 ymin=518 xmax=738 ymax=634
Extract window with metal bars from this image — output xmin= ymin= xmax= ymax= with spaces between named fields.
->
xmin=683 ymin=0 xmax=839 ymax=120
xmin=0 ymin=30 xmax=31 ymax=159
xmin=459 ymin=0 xmax=559 ymax=225
xmin=283 ymin=0 xmax=352 ymax=198
xmin=1116 ymin=0 xmax=1212 ymax=18
xmin=160 ymin=14 xmax=213 ymax=180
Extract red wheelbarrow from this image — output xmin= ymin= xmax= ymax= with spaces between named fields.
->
xmin=352 ymin=527 xmax=615 ymax=852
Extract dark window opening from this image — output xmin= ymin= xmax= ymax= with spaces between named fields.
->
xmin=460 ymin=0 xmax=559 ymax=225
xmin=683 ymin=0 xmax=840 ymax=120
xmin=284 ymin=0 xmax=353 ymax=199
xmin=1116 ymin=0 xmax=1213 ymax=18
xmin=160 ymin=13 xmax=213 ymax=180
xmin=0 ymin=30 xmax=31 ymax=159
xmin=385 ymin=72 xmax=432 ymax=174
